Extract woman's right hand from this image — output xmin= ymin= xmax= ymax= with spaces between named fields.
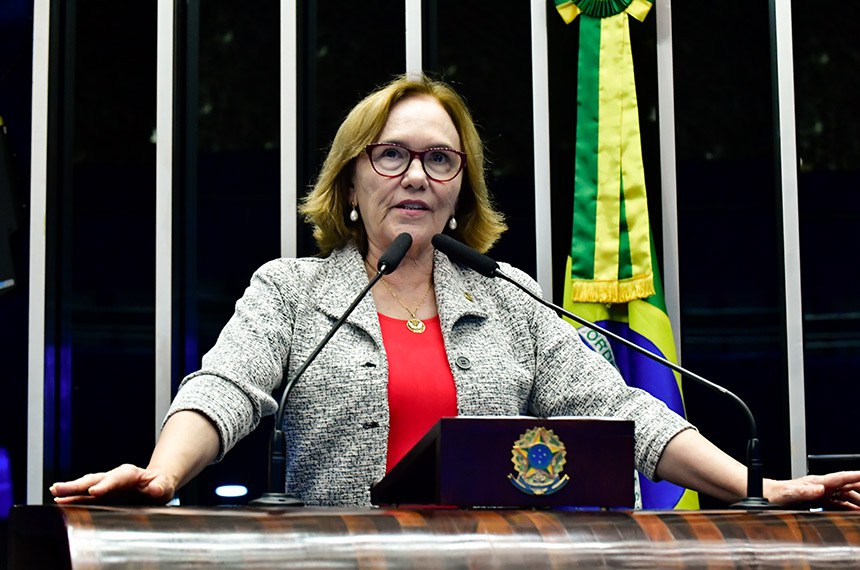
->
xmin=50 ymin=463 xmax=176 ymax=505
xmin=49 ymin=410 xmax=220 ymax=506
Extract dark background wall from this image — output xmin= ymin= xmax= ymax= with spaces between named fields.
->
xmin=1 ymin=0 xmax=37 ymax=564
xmin=1 ymin=2 xmax=858 ymax=544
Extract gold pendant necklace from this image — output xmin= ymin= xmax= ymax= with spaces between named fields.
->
xmin=379 ymin=278 xmax=433 ymax=334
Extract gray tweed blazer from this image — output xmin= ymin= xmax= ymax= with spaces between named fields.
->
xmin=167 ymin=242 xmax=692 ymax=506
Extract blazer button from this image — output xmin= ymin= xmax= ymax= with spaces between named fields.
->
xmin=455 ymin=356 xmax=471 ymax=370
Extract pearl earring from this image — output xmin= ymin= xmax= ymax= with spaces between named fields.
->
xmin=350 ymin=205 xmax=359 ymax=222
xmin=448 ymin=216 xmax=457 ymax=231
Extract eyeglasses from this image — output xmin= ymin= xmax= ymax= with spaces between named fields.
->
xmin=365 ymin=143 xmax=467 ymax=183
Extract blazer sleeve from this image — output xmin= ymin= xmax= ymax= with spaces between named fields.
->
xmin=165 ymin=259 xmax=298 ymax=460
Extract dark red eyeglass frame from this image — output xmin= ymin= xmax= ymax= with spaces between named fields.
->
xmin=364 ymin=143 xmax=467 ymax=182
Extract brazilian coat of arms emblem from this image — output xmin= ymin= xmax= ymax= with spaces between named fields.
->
xmin=508 ymin=426 xmax=570 ymax=496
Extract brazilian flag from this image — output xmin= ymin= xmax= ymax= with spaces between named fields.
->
xmin=555 ymin=0 xmax=699 ymax=509
xmin=564 ymin=243 xmax=699 ymax=509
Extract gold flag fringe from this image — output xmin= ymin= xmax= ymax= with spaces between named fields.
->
xmin=568 ymin=273 xmax=655 ymax=304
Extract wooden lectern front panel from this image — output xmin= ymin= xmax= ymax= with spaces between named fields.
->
xmin=9 ymin=505 xmax=860 ymax=568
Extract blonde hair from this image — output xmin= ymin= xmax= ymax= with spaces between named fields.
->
xmin=299 ymin=74 xmax=507 ymax=256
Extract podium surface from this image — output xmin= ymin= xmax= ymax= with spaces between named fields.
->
xmin=10 ymin=505 xmax=860 ymax=569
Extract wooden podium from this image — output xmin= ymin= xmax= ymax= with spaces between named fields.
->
xmin=10 ymin=505 xmax=860 ymax=568
xmin=371 ymin=416 xmax=635 ymax=508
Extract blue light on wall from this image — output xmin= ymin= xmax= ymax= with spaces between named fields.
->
xmin=0 ymin=447 xmax=12 ymax=519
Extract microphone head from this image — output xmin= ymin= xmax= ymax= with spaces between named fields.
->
xmin=431 ymin=234 xmax=499 ymax=277
xmin=377 ymin=233 xmax=413 ymax=274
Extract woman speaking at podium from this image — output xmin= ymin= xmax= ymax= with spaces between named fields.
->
xmin=51 ymin=75 xmax=860 ymax=509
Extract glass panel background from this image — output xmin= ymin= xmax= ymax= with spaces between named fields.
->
xmin=673 ymin=2 xmax=791 ymax=496
xmin=793 ymin=2 xmax=860 ymax=462
xmin=178 ymin=0 xmax=281 ymax=504
xmin=432 ymin=0 xmax=536 ymax=274
xmin=0 ymin=0 xmax=36 ymax=528
xmin=65 ymin=1 xmax=158 ymax=481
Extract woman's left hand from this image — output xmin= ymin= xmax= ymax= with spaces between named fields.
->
xmin=765 ymin=471 xmax=860 ymax=509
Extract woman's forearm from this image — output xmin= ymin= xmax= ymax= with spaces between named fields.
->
xmin=147 ymin=410 xmax=221 ymax=492
xmin=654 ymin=428 xmax=748 ymax=503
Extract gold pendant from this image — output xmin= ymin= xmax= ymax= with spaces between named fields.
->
xmin=406 ymin=318 xmax=426 ymax=334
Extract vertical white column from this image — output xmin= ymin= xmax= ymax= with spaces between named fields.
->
xmin=27 ymin=0 xmax=51 ymax=505
xmin=281 ymin=1 xmax=297 ymax=258
xmin=405 ymin=0 xmax=422 ymax=76
xmin=155 ymin=0 xmax=174 ymax=438
xmin=530 ymin=0 xmax=553 ymax=298
xmin=772 ymin=0 xmax=806 ymax=478
xmin=656 ymin=0 xmax=682 ymax=355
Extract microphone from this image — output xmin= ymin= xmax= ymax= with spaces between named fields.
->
xmin=250 ymin=232 xmax=413 ymax=506
xmin=431 ymin=233 xmax=773 ymax=509
xmin=378 ymin=232 xmax=413 ymax=274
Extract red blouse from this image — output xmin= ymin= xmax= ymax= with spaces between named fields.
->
xmin=378 ymin=313 xmax=458 ymax=472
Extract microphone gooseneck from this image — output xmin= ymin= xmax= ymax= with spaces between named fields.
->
xmin=250 ymin=233 xmax=413 ymax=506
xmin=431 ymin=233 xmax=773 ymax=510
